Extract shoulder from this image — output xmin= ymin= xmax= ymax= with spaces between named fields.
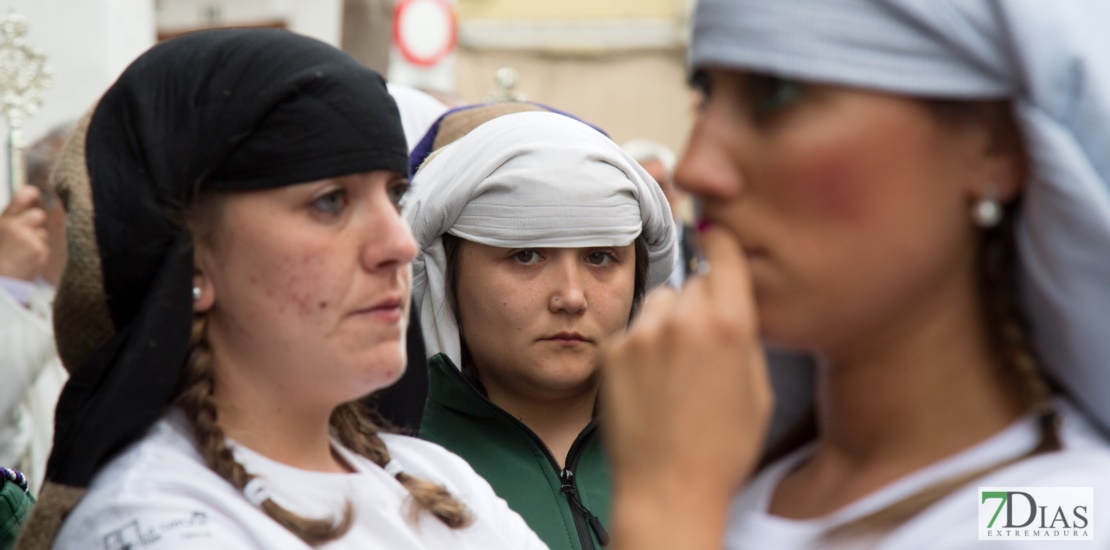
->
xmin=377 ymin=433 xmax=549 ymax=549
xmin=54 ymin=415 xmax=288 ymax=549
xmin=380 ymin=432 xmax=486 ymax=492
xmin=881 ymin=405 xmax=1110 ymax=549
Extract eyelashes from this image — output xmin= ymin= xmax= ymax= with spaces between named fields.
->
xmin=311 ymin=188 xmax=347 ymax=215
xmin=387 ymin=180 xmax=410 ymax=206
xmin=309 ymin=177 xmax=410 ymax=217
xmin=512 ymin=249 xmax=541 ymax=265
xmin=691 ymin=70 xmax=807 ymax=123
xmin=585 ymin=250 xmax=618 ymax=266
xmin=749 ymin=75 xmax=806 ymax=119
xmin=508 ymin=249 xmax=621 ymax=267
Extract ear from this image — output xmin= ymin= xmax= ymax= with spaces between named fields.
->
xmin=967 ymin=151 xmax=1027 ymax=204
xmin=193 ymin=268 xmax=215 ymax=313
xmin=963 ymin=102 xmax=1029 ymax=204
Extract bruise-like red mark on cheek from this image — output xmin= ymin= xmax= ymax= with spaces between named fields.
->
xmin=777 ymin=143 xmax=874 ymax=221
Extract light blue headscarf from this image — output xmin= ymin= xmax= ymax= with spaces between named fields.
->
xmin=692 ymin=0 xmax=1110 ymax=435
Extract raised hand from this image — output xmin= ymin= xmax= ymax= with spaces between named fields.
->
xmin=603 ymin=226 xmax=772 ymax=549
xmin=0 ymin=187 xmax=49 ymax=282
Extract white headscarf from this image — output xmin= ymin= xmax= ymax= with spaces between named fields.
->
xmin=386 ymin=83 xmax=448 ymax=153
xmin=692 ymin=0 xmax=1110 ymax=435
xmin=403 ymin=111 xmax=677 ymax=367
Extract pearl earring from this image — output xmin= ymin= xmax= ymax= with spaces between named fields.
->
xmin=192 ymin=287 xmax=202 ymax=301
xmin=973 ymin=185 xmax=1003 ymax=228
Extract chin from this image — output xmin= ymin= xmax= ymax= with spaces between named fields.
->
xmin=341 ymin=354 xmax=408 ymax=397
xmin=535 ymin=366 xmax=600 ymax=394
xmin=757 ymin=315 xmax=820 ymax=353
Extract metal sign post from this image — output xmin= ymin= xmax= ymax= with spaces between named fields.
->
xmin=0 ymin=10 xmax=52 ymax=197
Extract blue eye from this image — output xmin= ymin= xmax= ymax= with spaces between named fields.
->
xmin=311 ymin=189 xmax=347 ymax=215
xmin=512 ymin=250 xmax=541 ymax=265
xmin=750 ymin=75 xmax=805 ymax=118
xmin=388 ymin=181 xmax=410 ymax=206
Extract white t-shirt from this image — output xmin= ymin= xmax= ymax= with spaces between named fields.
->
xmin=54 ymin=410 xmax=549 ymax=549
xmin=726 ymin=400 xmax=1110 ymax=549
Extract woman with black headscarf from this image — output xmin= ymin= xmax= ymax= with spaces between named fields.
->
xmin=16 ymin=29 xmax=546 ymax=549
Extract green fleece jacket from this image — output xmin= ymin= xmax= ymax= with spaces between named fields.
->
xmin=420 ymin=353 xmax=611 ymax=550
xmin=0 ymin=474 xmax=34 ymax=550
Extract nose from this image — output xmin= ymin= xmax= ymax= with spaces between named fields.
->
xmin=675 ymin=105 xmax=745 ymax=201
xmin=548 ymin=254 xmax=587 ymax=315
xmin=362 ymin=201 xmax=418 ymax=273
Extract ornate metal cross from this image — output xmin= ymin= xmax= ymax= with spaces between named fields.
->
xmin=0 ymin=10 xmax=52 ymax=196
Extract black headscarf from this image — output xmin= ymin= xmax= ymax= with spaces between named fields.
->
xmin=47 ymin=28 xmax=409 ymax=489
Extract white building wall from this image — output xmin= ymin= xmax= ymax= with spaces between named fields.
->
xmin=0 ymin=0 xmax=156 ymax=204
xmin=1 ymin=0 xmax=343 ymax=204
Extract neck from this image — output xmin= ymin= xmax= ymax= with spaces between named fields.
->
xmin=209 ymin=356 xmax=350 ymax=474
xmin=770 ymin=271 xmax=1027 ymax=518
xmin=815 ymin=278 xmax=1023 ymax=468
xmin=816 ymin=331 xmax=1022 ymax=470
xmin=483 ymin=379 xmax=598 ymax=469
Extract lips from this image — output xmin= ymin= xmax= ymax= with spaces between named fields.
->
xmin=351 ymin=295 xmax=405 ymax=321
xmin=541 ymin=331 xmax=592 ymax=343
xmin=743 ymin=246 xmax=768 ymax=260
xmin=701 ymin=214 xmax=770 ymax=261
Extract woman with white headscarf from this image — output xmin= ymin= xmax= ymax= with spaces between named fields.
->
xmin=403 ymin=104 xmax=676 ymax=550
xmin=601 ymin=0 xmax=1110 ymax=548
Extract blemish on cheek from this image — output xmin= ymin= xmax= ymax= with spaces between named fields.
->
xmin=290 ymin=293 xmax=312 ymax=316
xmin=318 ymin=300 xmax=328 ymax=310
xmin=249 ymin=275 xmax=258 ymax=284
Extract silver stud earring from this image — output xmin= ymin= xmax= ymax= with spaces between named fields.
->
xmin=192 ymin=286 xmax=202 ymax=301
xmin=972 ymin=185 xmax=1003 ymax=228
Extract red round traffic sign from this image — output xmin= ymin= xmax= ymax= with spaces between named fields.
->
xmin=393 ymin=0 xmax=457 ymax=67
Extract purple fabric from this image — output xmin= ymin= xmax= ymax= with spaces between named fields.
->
xmin=0 ymin=275 xmax=36 ymax=308
xmin=407 ymin=102 xmax=610 ymax=177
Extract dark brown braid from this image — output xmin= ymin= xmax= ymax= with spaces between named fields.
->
xmin=174 ymin=315 xmax=353 ymax=545
xmin=330 ymin=402 xmax=473 ymax=527
xmin=824 ymin=101 xmax=1061 ymax=542
xmin=174 ymin=315 xmax=471 ymax=545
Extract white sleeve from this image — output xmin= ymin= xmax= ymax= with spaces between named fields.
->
xmin=0 ymin=291 xmax=55 ymax=431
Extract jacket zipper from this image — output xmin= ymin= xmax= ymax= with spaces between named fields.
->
xmin=559 ymin=466 xmax=611 ymax=546
xmin=500 ymin=407 xmax=609 ymax=549
xmin=447 ymin=364 xmax=609 ymax=548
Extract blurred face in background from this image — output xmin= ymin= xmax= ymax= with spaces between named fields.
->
xmin=676 ymin=68 xmax=1014 ymax=358
xmin=27 ymin=127 xmax=74 ymax=286
xmin=639 ymin=158 xmax=682 ymax=220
